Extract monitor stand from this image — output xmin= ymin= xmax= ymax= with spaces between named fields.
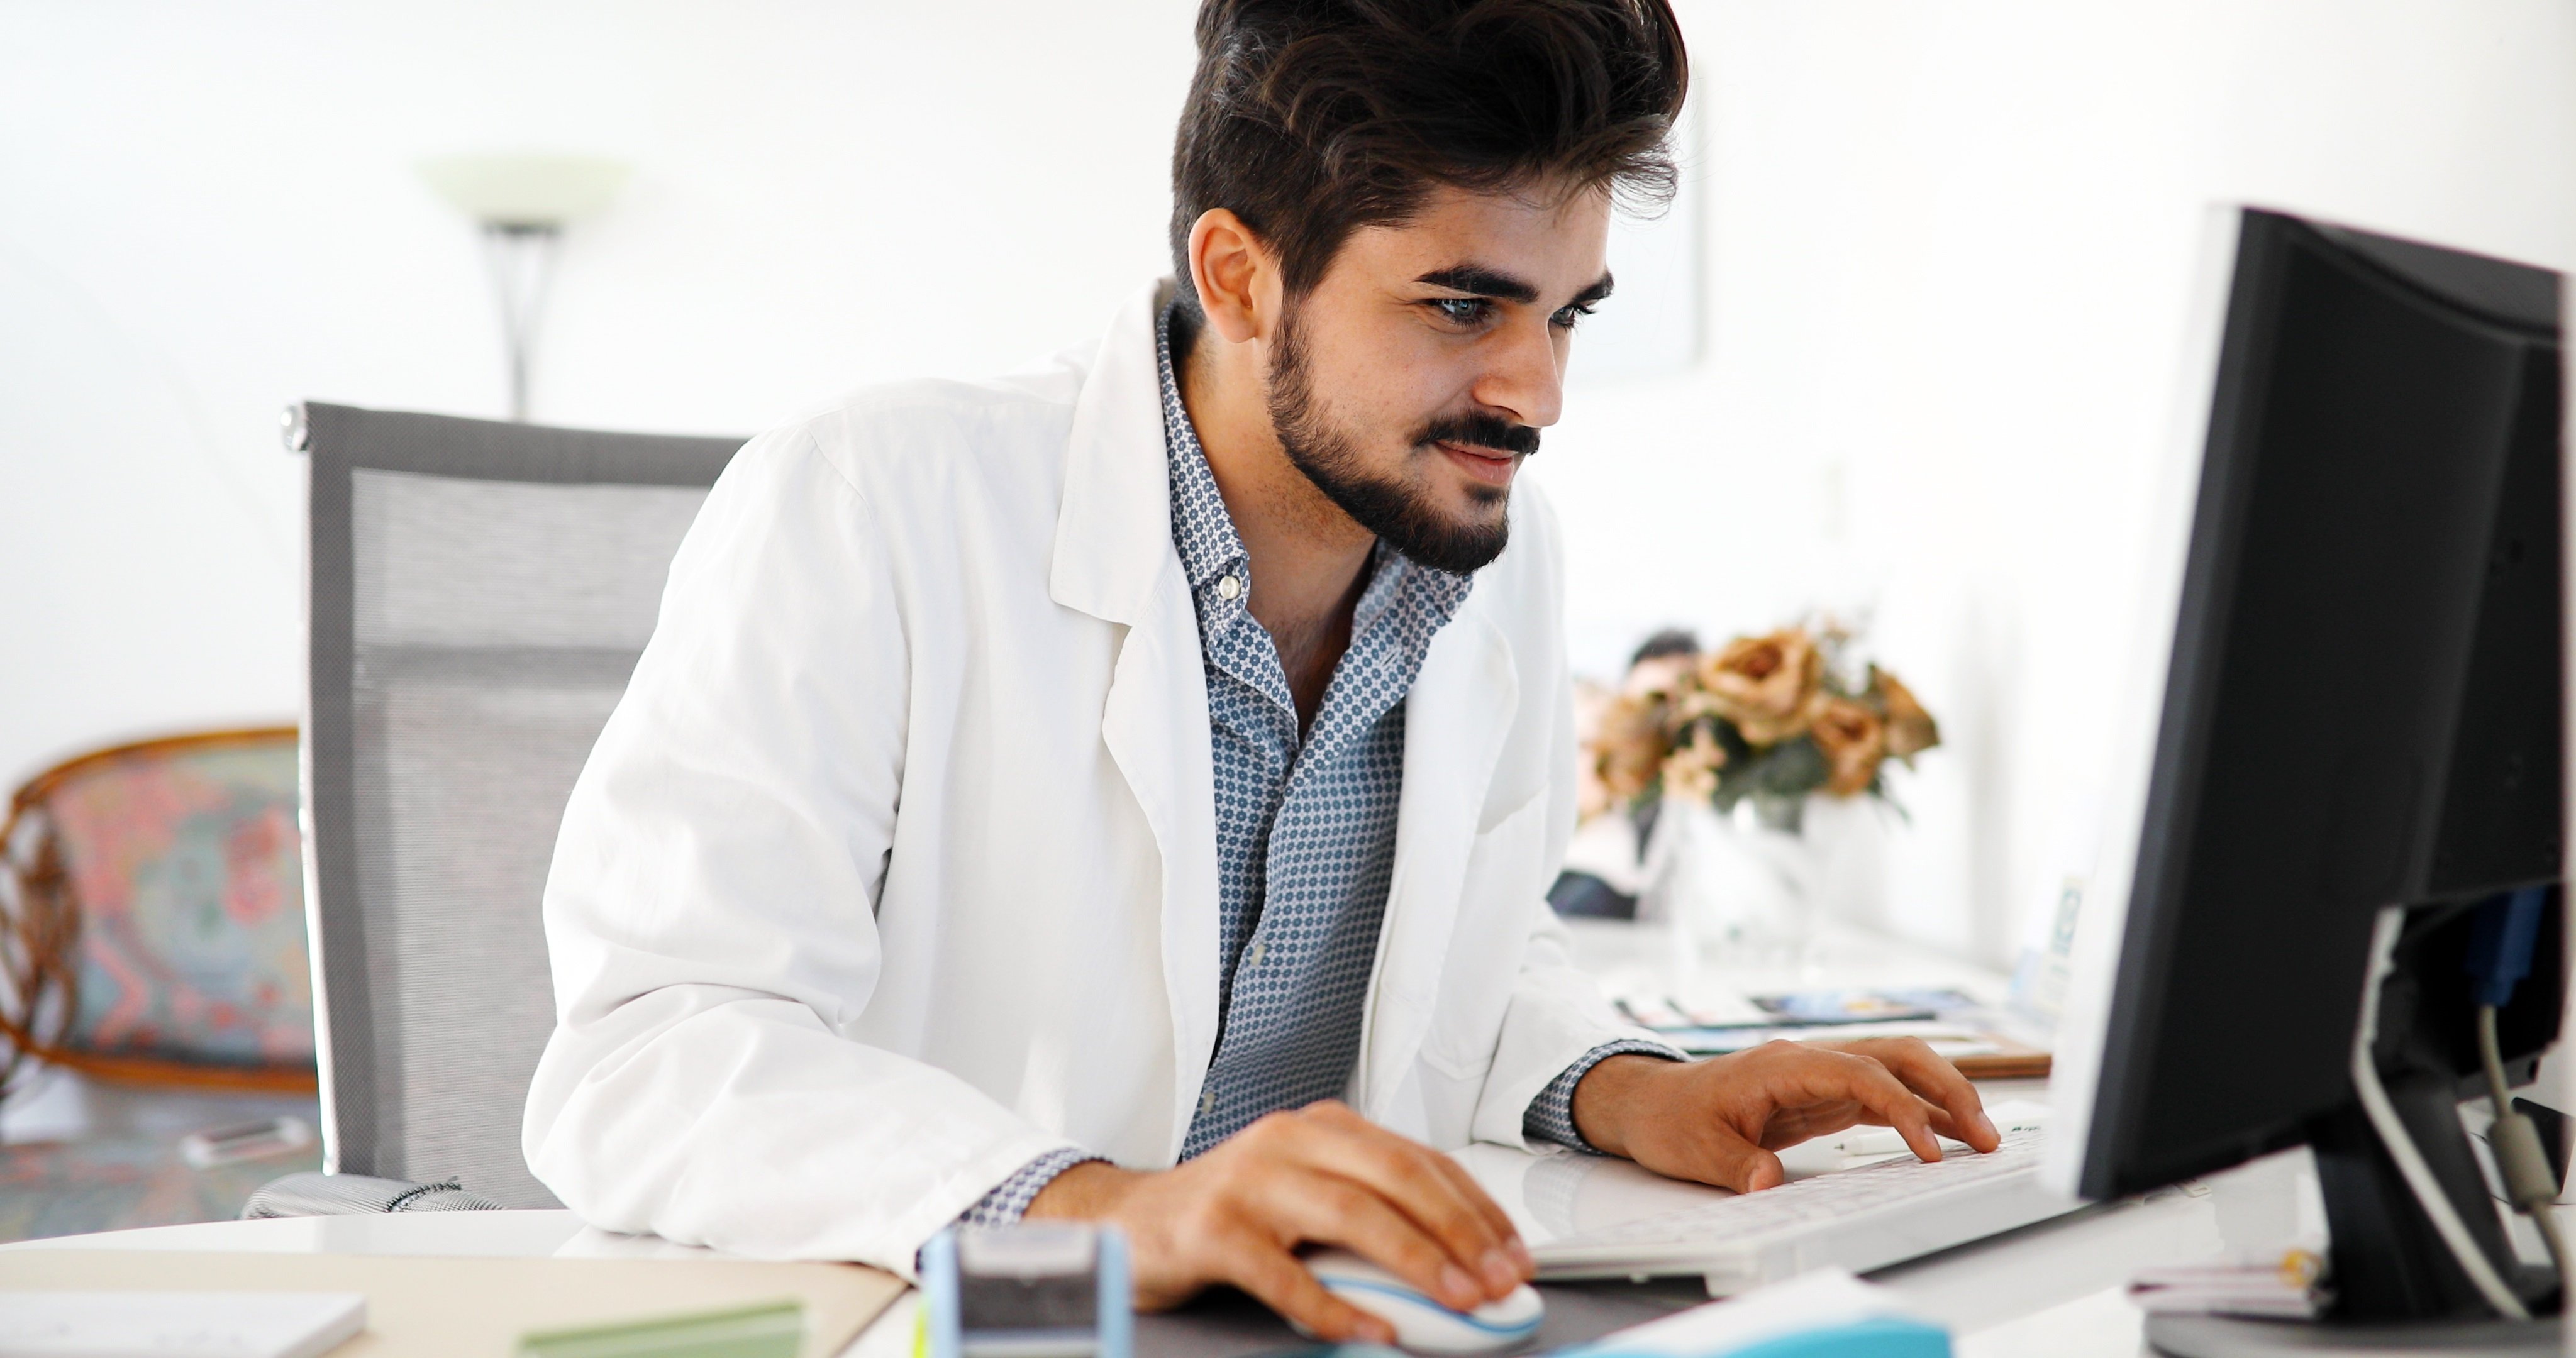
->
xmin=2146 ymin=1068 xmax=2561 ymax=1354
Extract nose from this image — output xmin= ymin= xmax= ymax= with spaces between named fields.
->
xmin=1469 ymin=312 xmax=1565 ymax=431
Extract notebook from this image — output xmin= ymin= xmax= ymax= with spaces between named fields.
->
xmin=0 ymin=1291 xmax=363 ymax=1358
xmin=0 ymin=1252 xmax=902 ymax=1358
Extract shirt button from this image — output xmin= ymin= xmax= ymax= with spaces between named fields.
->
xmin=1246 ymin=942 xmax=1267 ymax=968
xmin=1216 ymin=574 xmax=1243 ymax=601
xmin=1200 ymin=1088 xmax=1216 ymax=1115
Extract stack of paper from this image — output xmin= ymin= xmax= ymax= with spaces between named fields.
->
xmin=2128 ymin=1250 xmax=2329 ymax=1320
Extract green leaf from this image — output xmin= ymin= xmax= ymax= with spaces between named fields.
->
xmin=1750 ymin=737 xmax=1828 ymax=800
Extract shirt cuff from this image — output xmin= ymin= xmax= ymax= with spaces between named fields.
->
xmin=1523 ymin=1038 xmax=1687 ymax=1154
xmin=957 ymin=1145 xmax=1108 ymax=1228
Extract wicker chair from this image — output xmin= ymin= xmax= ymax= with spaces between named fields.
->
xmin=0 ymin=728 xmax=323 ymax=1240
xmin=1 ymin=727 xmax=316 ymax=1098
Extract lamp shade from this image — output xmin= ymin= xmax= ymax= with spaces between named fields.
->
xmin=418 ymin=153 xmax=630 ymax=229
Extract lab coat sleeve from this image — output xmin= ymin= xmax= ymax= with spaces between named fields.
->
xmin=521 ymin=427 xmax=1077 ymax=1275
xmin=1465 ymin=487 xmax=1670 ymax=1150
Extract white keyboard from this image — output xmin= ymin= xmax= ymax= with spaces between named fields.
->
xmin=1531 ymin=1129 xmax=2077 ymax=1292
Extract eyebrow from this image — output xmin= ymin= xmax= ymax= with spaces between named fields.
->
xmin=1416 ymin=264 xmax=1539 ymax=304
xmin=1415 ymin=264 xmax=1616 ymax=310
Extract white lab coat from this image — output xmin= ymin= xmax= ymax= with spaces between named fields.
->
xmin=521 ymin=280 xmax=1648 ymax=1276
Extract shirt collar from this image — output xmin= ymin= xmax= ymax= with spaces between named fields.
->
xmin=1157 ymin=306 xmax=1250 ymax=600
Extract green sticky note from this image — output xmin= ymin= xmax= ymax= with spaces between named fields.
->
xmin=516 ymin=1298 xmax=804 ymax=1358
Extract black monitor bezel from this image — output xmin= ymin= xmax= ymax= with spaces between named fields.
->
xmin=2075 ymin=209 xmax=2565 ymax=1201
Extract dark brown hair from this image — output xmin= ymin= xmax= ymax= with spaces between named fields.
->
xmin=1169 ymin=0 xmax=1688 ymax=323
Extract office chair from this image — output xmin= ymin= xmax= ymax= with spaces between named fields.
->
xmin=276 ymin=401 xmax=740 ymax=1210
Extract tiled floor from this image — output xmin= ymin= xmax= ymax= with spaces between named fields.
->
xmin=0 ymin=1066 xmax=323 ymax=1243
xmin=0 ymin=1132 xmax=322 ymax=1242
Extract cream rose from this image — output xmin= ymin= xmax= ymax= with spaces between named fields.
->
xmin=1660 ymin=724 xmax=1728 ymax=803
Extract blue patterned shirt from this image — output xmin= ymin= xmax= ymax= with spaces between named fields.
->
xmin=1168 ymin=319 xmax=1474 ymax=1157
xmin=957 ymin=304 xmax=1667 ymax=1227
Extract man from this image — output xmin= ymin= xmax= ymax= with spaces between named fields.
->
xmin=524 ymin=0 xmax=1997 ymax=1342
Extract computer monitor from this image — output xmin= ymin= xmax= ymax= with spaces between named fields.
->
xmin=2047 ymin=207 xmax=2567 ymax=1352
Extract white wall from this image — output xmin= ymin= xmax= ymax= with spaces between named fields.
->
xmin=1545 ymin=0 xmax=2576 ymax=962
xmin=0 ymin=0 xmax=1197 ymax=780
xmin=4 ymin=1 xmax=2570 ymax=967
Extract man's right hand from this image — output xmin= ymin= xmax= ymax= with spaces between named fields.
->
xmin=1020 ymin=1100 xmax=1533 ymax=1343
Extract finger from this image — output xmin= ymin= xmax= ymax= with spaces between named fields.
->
xmin=1842 ymin=1039 xmax=1998 ymax=1152
xmin=1226 ymin=1235 xmax=1394 ymax=1345
xmin=1755 ymin=1099 xmax=1872 ymax=1150
xmin=1917 ymin=1103 xmax=1982 ymax=1147
xmin=1765 ymin=1046 xmax=1939 ymax=1162
xmin=1700 ymin=1124 xmax=1787 ymax=1193
xmin=1863 ymin=1098 xmax=1969 ymax=1152
xmin=1823 ymin=1053 xmax=1945 ymax=1162
xmin=1267 ymin=1174 xmax=1489 ymax=1313
xmin=1911 ymin=1056 xmax=2001 ymax=1152
xmin=1285 ymin=1105 xmax=1516 ymax=1292
xmin=1416 ymin=1147 xmax=1532 ymax=1283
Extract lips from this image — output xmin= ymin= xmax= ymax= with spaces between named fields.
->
xmin=1435 ymin=441 xmax=1520 ymax=487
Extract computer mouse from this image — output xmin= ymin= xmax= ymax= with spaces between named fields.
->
xmin=1297 ymin=1247 xmax=1544 ymax=1353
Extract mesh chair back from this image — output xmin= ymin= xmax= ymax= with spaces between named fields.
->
xmin=299 ymin=402 xmax=739 ymax=1207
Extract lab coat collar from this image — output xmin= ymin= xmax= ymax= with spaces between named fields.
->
xmin=1052 ymin=279 xmax=1179 ymax=626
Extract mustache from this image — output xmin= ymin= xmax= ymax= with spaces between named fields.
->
xmin=1414 ymin=412 xmax=1540 ymax=459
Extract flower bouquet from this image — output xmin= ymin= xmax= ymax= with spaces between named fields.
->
xmin=1588 ymin=623 xmax=1940 ymax=835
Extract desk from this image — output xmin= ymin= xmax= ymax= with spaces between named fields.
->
xmin=0 ymin=1142 xmax=2316 ymax=1358
xmin=0 ymin=922 xmax=2311 ymax=1355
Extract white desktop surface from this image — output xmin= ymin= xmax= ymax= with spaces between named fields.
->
xmin=0 ymin=923 xmax=2313 ymax=1356
xmin=0 ymin=1145 xmax=2316 ymax=1358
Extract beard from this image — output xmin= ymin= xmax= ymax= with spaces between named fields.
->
xmin=1262 ymin=306 xmax=1538 ymax=576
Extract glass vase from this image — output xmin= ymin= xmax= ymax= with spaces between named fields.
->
xmin=1638 ymin=793 xmax=1824 ymax=971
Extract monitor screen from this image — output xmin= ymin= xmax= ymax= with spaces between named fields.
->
xmin=2048 ymin=207 xmax=2565 ymax=1202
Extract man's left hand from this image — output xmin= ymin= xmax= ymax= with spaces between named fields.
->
xmin=1569 ymin=1039 xmax=2002 ymax=1193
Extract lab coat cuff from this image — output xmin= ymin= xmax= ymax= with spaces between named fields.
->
xmin=883 ymin=1132 xmax=1090 ymax=1279
xmin=1472 ymin=993 xmax=1672 ymax=1152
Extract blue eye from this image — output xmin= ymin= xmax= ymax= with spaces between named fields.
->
xmin=1430 ymin=297 xmax=1492 ymax=325
xmin=1551 ymin=302 xmax=1597 ymax=330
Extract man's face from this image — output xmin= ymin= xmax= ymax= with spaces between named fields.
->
xmin=1263 ymin=182 xmax=1614 ymax=574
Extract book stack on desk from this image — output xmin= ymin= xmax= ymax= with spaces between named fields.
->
xmin=1614 ymin=986 xmax=2053 ymax=1080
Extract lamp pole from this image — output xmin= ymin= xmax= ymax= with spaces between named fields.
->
xmin=418 ymin=154 xmax=630 ymax=424
xmin=479 ymin=223 xmax=560 ymax=423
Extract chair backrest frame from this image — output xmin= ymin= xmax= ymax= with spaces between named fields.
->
xmin=299 ymin=401 xmax=739 ymax=1203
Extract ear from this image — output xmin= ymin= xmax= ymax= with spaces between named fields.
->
xmin=1187 ymin=208 xmax=1281 ymax=346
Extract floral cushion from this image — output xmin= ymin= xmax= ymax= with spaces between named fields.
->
xmin=40 ymin=736 xmax=312 ymax=1067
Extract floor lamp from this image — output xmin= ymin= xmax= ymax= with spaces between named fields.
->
xmin=418 ymin=154 xmax=630 ymax=422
